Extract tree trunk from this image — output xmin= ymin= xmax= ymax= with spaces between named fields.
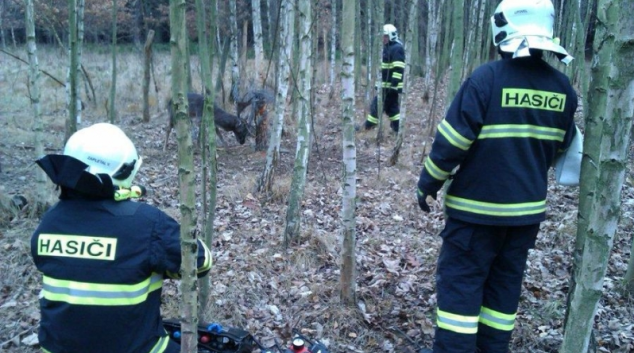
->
xmin=373 ymin=0 xmax=384 ymax=146
xmin=388 ymin=0 xmax=417 ymax=166
xmin=195 ymin=0 xmax=217 ymax=323
xmin=169 ymin=0 xmax=198 ymax=351
xmin=339 ymin=0 xmax=357 ymax=307
xmin=329 ymin=0 xmax=337 ymax=90
xmin=26 ymin=0 xmax=50 ymax=215
xmin=284 ymin=0 xmax=312 ymax=245
xmin=65 ymin=0 xmax=78 ymax=142
xmin=229 ymin=0 xmax=240 ymax=104
xmin=561 ymin=0 xmax=634 ymax=351
xmin=252 ymin=0 xmax=265 ymax=78
xmin=257 ymin=0 xmax=294 ymax=194
xmin=446 ymin=1 xmax=464 ymax=105
xmin=424 ymin=0 xmax=439 ymax=91
xmin=109 ymin=0 xmax=117 ymax=123
xmin=142 ymin=29 xmax=155 ymax=123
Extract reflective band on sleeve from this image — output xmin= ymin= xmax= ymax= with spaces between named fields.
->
xmin=479 ymin=124 xmax=565 ymax=141
xmin=445 ymin=195 xmax=546 ymax=217
xmin=42 ymin=272 xmax=163 ymax=306
xmin=438 ymin=120 xmax=473 ymax=151
xmin=197 ymin=240 xmax=213 ymax=273
xmin=436 ymin=309 xmax=479 ymax=334
xmin=149 ymin=334 xmax=170 ymax=353
xmin=479 ymin=306 xmax=516 ymax=331
xmin=424 ymin=157 xmax=451 ymax=181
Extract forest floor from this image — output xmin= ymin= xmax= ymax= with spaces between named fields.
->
xmin=1 ymin=48 xmax=633 ymax=353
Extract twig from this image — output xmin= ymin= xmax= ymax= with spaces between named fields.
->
xmin=0 ymin=48 xmax=65 ymax=87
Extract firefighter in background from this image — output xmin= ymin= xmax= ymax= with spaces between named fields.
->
xmin=416 ymin=0 xmax=577 ymax=352
xmin=31 ymin=123 xmax=212 ymax=353
xmin=360 ymin=23 xmax=405 ymax=133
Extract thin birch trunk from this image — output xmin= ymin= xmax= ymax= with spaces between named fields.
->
xmin=252 ymin=0 xmax=265 ymax=78
xmin=229 ymin=0 xmax=240 ymax=104
xmin=446 ymin=0 xmax=464 ymax=105
xmin=284 ymin=0 xmax=312 ymax=244
xmin=65 ymin=0 xmax=78 ymax=142
xmin=142 ymin=30 xmax=155 ymax=123
xmin=339 ymin=0 xmax=356 ymax=306
xmin=257 ymin=0 xmax=294 ymax=194
xmin=169 ymin=0 xmax=198 ymax=351
xmin=329 ymin=0 xmax=336 ymax=90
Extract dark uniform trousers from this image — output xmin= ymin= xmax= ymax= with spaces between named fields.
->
xmin=365 ymin=89 xmax=400 ymax=132
xmin=433 ymin=218 xmax=539 ymax=353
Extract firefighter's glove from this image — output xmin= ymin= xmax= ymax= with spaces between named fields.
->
xmin=417 ymin=188 xmax=436 ymax=213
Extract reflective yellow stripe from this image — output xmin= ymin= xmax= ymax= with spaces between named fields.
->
xmin=367 ymin=115 xmax=379 ymax=124
xmin=150 ymin=335 xmax=170 ymax=353
xmin=445 ymin=195 xmax=546 ymax=217
xmin=502 ymin=88 xmax=566 ymax=112
xmin=436 ymin=309 xmax=478 ymax=334
xmin=424 ymin=157 xmax=451 ymax=181
xmin=392 ymin=72 xmax=403 ymax=80
xmin=388 ymin=114 xmax=400 ymax=121
xmin=438 ymin=119 xmax=473 ymax=150
xmin=392 ymin=61 xmax=405 ymax=68
xmin=198 ymin=240 xmax=213 ymax=273
xmin=381 ymin=63 xmax=392 ymax=69
xmin=479 ymin=124 xmax=565 ymax=141
xmin=42 ymin=273 xmax=163 ymax=306
xmin=479 ymin=306 xmax=516 ymax=331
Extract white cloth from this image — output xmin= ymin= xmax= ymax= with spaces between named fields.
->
xmin=554 ymin=125 xmax=583 ymax=186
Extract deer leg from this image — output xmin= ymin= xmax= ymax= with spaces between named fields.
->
xmin=215 ymin=127 xmax=228 ymax=147
xmin=163 ymin=126 xmax=172 ymax=151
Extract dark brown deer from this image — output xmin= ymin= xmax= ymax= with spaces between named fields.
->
xmin=163 ymin=93 xmax=249 ymax=151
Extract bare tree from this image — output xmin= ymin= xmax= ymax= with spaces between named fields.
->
xmin=284 ymin=0 xmax=312 ymax=244
xmin=109 ymin=0 xmax=117 ymax=123
xmin=561 ymin=0 xmax=634 ymax=351
xmin=65 ymin=0 xmax=79 ymax=142
xmin=169 ymin=0 xmax=198 ymax=351
xmin=339 ymin=0 xmax=357 ymax=306
xmin=257 ymin=0 xmax=294 ymax=194
xmin=252 ymin=0 xmax=265 ymax=77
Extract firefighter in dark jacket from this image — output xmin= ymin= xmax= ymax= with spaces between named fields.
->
xmin=31 ymin=123 xmax=212 ymax=353
xmin=361 ymin=23 xmax=405 ymax=133
xmin=416 ymin=0 xmax=578 ymax=352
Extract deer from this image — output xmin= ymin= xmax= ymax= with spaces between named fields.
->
xmin=163 ymin=93 xmax=250 ymax=151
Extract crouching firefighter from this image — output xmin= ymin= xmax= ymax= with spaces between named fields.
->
xmin=361 ymin=23 xmax=405 ymax=133
xmin=31 ymin=123 xmax=212 ymax=353
xmin=416 ymin=0 xmax=577 ymax=352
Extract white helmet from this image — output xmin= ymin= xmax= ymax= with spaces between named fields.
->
xmin=63 ymin=123 xmax=142 ymax=188
xmin=383 ymin=24 xmax=398 ymax=42
xmin=491 ymin=0 xmax=572 ymax=64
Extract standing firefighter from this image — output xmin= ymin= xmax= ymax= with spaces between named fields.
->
xmin=31 ymin=123 xmax=212 ymax=353
xmin=416 ymin=0 xmax=578 ymax=352
xmin=361 ymin=23 xmax=405 ymax=133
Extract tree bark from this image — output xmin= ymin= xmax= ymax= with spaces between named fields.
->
xmin=257 ymin=0 xmax=294 ymax=194
xmin=252 ymin=0 xmax=265 ymax=78
xmin=169 ymin=0 xmax=198 ymax=351
xmin=388 ymin=0 xmax=418 ymax=166
xmin=65 ymin=0 xmax=78 ymax=142
xmin=561 ymin=0 xmax=634 ymax=351
xmin=109 ymin=0 xmax=117 ymax=123
xmin=229 ymin=0 xmax=240 ymax=105
xmin=142 ymin=29 xmax=155 ymax=123
xmin=339 ymin=0 xmax=357 ymax=307
xmin=284 ymin=0 xmax=312 ymax=245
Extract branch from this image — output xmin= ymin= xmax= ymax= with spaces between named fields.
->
xmin=0 ymin=48 xmax=65 ymax=87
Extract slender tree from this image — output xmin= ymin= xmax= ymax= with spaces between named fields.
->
xmin=25 ymin=0 xmax=49 ymax=214
xmin=252 ymin=0 xmax=265 ymax=77
xmin=257 ymin=0 xmax=294 ymax=194
xmin=329 ymin=0 xmax=337 ymax=90
xmin=284 ymin=0 xmax=312 ymax=244
xmin=388 ymin=0 xmax=418 ymax=165
xmin=142 ymin=29 xmax=155 ymax=123
xmin=339 ymin=0 xmax=357 ymax=306
xmin=561 ymin=0 xmax=634 ymax=351
xmin=169 ymin=0 xmax=198 ymax=351
xmin=446 ymin=0 xmax=464 ymax=104
xmin=65 ymin=0 xmax=78 ymax=142
xmin=229 ymin=0 xmax=240 ymax=104
xmin=195 ymin=0 xmax=217 ymax=323
xmin=109 ymin=0 xmax=117 ymax=123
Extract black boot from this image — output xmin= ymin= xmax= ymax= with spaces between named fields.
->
xmin=390 ymin=120 xmax=400 ymax=133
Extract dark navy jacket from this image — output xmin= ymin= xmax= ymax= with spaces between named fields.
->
xmin=380 ymin=40 xmax=405 ymax=92
xmin=31 ymin=198 xmax=212 ymax=353
xmin=418 ymin=56 xmax=578 ymax=226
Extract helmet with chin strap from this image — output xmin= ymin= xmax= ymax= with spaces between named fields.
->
xmin=63 ymin=123 xmax=142 ymax=188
